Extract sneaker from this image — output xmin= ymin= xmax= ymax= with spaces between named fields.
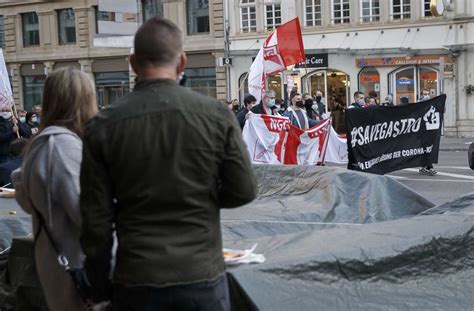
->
xmin=419 ymin=167 xmax=429 ymax=174
xmin=427 ymin=168 xmax=437 ymax=176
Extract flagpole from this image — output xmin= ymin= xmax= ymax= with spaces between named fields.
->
xmin=10 ymin=96 xmax=20 ymax=138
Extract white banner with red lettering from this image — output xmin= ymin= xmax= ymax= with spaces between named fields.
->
xmin=325 ymin=128 xmax=349 ymax=164
xmin=242 ymin=114 xmax=331 ymax=165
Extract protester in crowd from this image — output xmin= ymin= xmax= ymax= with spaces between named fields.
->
xmin=26 ymin=112 xmax=40 ymax=135
xmin=251 ymin=89 xmax=280 ymax=116
xmin=348 ymin=91 xmax=365 ymax=109
xmin=12 ymin=68 xmax=98 ymax=311
xmin=283 ymin=93 xmax=318 ymax=130
xmin=32 ymin=104 xmax=42 ymax=118
xmin=236 ymin=94 xmax=256 ymax=129
xmin=419 ymin=91 xmax=436 ymax=176
xmin=0 ymin=138 xmax=27 ymax=188
xmin=368 ymin=90 xmax=379 ymax=105
xmin=383 ymin=94 xmax=394 ymax=106
xmin=79 ymin=17 xmax=256 ymax=310
xmin=276 ymin=98 xmax=285 ymax=113
xmin=0 ymin=105 xmax=29 ymax=164
xmin=365 ymin=96 xmax=377 ymax=107
xmin=15 ymin=109 xmax=32 ymax=138
xmin=313 ymin=90 xmax=326 ymax=117
xmin=303 ymin=93 xmax=318 ymax=120
xmin=421 ymin=90 xmax=431 ymax=101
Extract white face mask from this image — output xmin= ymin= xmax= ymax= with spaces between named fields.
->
xmin=19 ymin=117 xmax=26 ymax=123
xmin=1 ymin=112 xmax=12 ymax=120
xmin=31 ymin=116 xmax=38 ymax=123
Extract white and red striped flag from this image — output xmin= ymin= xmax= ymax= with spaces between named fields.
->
xmin=248 ymin=17 xmax=306 ymax=102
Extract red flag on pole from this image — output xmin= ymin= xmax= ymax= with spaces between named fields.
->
xmin=248 ymin=17 xmax=305 ymax=100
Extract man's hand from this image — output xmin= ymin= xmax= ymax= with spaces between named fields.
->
xmin=12 ymin=125 xmax=18 ymax=133
xmin=245 ymin=111 xmax=254 ymax=120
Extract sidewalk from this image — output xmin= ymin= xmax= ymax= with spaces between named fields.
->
xmin=440 ymin=136 xmax=473 ymax=151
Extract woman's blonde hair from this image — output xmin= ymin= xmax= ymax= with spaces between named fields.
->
xmin=40 ymin=67 xmax=98 ymax=136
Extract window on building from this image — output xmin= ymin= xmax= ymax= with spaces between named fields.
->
xmin=22 ymin=12 xmax=40 ymax=47
xmin=23 ymin=75 xmax=46 ymax=112
xmin=142 ymin=0 xmax=163 ymax=22
xmin=332 ymin=0 xmax=350 ymax=24
xmin=422 ymin=0 xmax=433 ymax=17
xmin=57 ymin=9 xmax=76 ymax=45
xmin=240 ymin=0 xmax=256 ymax=33
xmin=238 ymin=72 xmax=249 ymax=103
xmin=358 ymin=67 xmax=380 ymax=99
xmin=0 ymin=16 xmax=5 ymax=48
xmin=391 ymin=0 xmax=411 ymax=20
xmin=186 ymin=0 xmax=210 ymax=34
xmin=360 ymin=0 xmax=380 ymax=22
xmin=265 ymin=3 xmax=281 ymax=31
xmin=94 ymin=6 xmax=115 ymax=34
xmin=95 ymin=72 xmax=130 ymax=107
xmin=305 ymin=0 xmax=322 ymax=27
xmin=184 ymin=67 xmax=216 ymax=98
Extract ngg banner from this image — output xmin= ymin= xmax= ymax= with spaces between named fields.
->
xmin=346 ymin=95 xmax=446 ymax=175
xmin=242 ymin=114 xmax=330 ymax=165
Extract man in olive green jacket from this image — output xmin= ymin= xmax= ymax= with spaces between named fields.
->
xmin=79 ymin=18 xmax=256 ymax=310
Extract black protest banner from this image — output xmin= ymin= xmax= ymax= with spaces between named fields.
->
xmin=346 ymin=95 xmax=446 ymax=175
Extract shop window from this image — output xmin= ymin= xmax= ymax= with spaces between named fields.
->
xmin=95 ymin=72 xmax=130 ymax=107
xmin=23 ymin=75 xmax=46 ymax=112
xmin=360 ymin=0 xmax=380 ymax=23
xmin=238 ymin=72 xmax=249 ymax=104
xmin=332 ymin=0 xmax=350 ymax=24
xmin=391 ymin=0 xmax=411 ymax=20
xmin=186 ymin=0 xmax=210 ymax=34
xmin=422 ymin=0 xmax=432 ymax=17
xmin=265 ymin=3 xmax=281 ymax=31
xmin=418 ymin=67 xmax=438 ymax=99
xmin=240 ymin=0 xmax=257 ymax=33
xmin=358 ymin=67 xmax=380 ymax=99
xmin=22 ymin=12 xmax=40 ymax=47
xmin=390 ymin=66 xmax=439 ymax=105
xmin=142 ymin=0 xmax=163 ymax=22
xmin=184 ymin=67 xmax=216 ymax=98
xmin=305 ymin=0 xmax=322 ymax=27
xmin=267 ymin=74 xmax=282 ymax=100
xmin=57 ymin=9 xmax=76 ymax=45
xmin=0 ymin=16 xmax=5 ymax=48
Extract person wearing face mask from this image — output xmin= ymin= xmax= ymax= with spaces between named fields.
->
xmin=0 ymin=105 xmax=30 ymax=163
xmin=15 ymin=109 xmax=32 ymax=138
xmin=26 ymin=112 xmax=40 ymax=135
xmin=236 ymin=94 xmax=256 ymax=129
xmin=283 ymin=93 xmax=318 ymax=130
xmin=348 ymin=91 xmax=365 ymax=109
xmin=313 ymin=90 xmax=326 ymax=117
xmin=250 ymin=89 xmax=281 ymax=116
xmin=302 ymin=93 xmax=319 ymax=121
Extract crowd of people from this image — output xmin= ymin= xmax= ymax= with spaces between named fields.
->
xmin=0 ymin=104 xmax=41 ymax=188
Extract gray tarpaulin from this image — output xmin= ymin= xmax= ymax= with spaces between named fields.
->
xmin=0 ymin=165 xmax=473 ymax=310
xmin=222 ymin=165 xmax=474 ymax=310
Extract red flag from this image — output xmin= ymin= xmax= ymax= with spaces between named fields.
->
xmin=263 ymin=17 xmax=305 ymax=75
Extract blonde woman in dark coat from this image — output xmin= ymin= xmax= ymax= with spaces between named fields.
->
xmin=12 ymin=68 xmax=98 ymax=311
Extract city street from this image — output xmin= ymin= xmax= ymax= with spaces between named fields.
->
xmin=330 ymin=150 xmax=473 ymax=206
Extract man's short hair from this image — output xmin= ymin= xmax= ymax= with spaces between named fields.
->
xmin=302 ymin=93 xmax=311 ymax=99
xmin=134 ymin=18 xmax=183 ymax=68
xmin=9 ymin=138 xmax=27 ymax=157
xmin=244 ymin=94 xmax=257 ymax=105
xmin=263 ymin=89 xmax=276 ymax=98
xmin=354 ymin=91 xmax=362 ymax=99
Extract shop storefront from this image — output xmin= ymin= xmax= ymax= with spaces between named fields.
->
xmin=20 ymin=63 xmax=46 ymax=112
xmin=93 ymin=58 xmax=130 ymax=107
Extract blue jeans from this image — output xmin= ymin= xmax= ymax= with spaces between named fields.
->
xmin=113 ymin=274 xmax=230 ymax=311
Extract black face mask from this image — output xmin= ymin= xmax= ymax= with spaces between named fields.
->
xmin=304 ymin=99 xmax=313 ymax=108
xmin=316 ymin=96 xmax=322 ymax=102
xmin=295 ymin=101 xmax=304 ymax=108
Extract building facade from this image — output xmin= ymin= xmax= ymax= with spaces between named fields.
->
xmin=228 ymin=0 xmax=474 ymax=137
xmin=0 ymin=0 xmax=227 ymax=111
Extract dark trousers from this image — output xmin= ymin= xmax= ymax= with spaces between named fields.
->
xmin=113 ymin=274 xmax=230 ymax=311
